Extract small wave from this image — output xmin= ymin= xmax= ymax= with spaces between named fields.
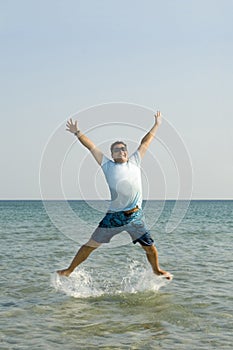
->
xmin=51 ymin=263 xmax=172 ymax=298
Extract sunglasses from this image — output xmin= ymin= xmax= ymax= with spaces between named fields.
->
xmin=112 ymin=146 xmax=127 ymax=152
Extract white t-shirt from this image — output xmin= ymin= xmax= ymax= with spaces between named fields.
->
xmin=101 ymin=151 xmax=142 ymax=212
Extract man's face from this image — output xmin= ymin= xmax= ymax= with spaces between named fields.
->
xmin=111 ymin=143 xmax=128 ymax=163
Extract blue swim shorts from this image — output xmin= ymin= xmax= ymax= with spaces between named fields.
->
xmin=91 ymin=209 xmax=154 ymax=246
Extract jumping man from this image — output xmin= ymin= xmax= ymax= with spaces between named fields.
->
xmin=57 ymin=111 xmax=172 ymax=280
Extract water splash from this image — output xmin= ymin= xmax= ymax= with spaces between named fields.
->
xmin=120 ymin=261 xmax=171 ymax=293
xmin=51 ymin=270 xmax=103 ymax=298
xmin=51 ymin=262 xmax=172 ymax=298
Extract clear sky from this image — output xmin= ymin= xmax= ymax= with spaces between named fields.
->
xmin=1 ymin=0 xmax=232 ymax=200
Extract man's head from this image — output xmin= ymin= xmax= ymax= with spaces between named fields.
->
xmin=110 ymin=141 xmax=128 ymax=163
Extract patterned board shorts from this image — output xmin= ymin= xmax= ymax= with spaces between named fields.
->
xmin=91 ymin=209 xmax=154 ymax=246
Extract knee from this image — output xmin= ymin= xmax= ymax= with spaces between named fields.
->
xmin=85 ymin=239 xmax=101 ymax=249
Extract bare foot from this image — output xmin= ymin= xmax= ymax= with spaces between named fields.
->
xmin=155 ymin=269 xmax=173 ymax=280
xmin=163 ymin=272 xmax=173 ymax=280
xmin=57 ymin=269 xmax=71 ymax=277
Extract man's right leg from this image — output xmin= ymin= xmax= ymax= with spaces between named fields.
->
xmin=57 ymin=239 xmax=101 ymax=277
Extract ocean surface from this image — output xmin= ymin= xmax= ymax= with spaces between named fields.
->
xmin=0 ymin=200 xmax=232 ymax=349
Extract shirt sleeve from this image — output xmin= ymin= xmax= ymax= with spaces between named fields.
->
xmin=101 ymin=154 xmax=111 ymax=173
xmin=129 ymin=150 xmax=141 ymax=166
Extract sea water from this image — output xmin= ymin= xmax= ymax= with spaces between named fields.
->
xmin=0 ymin=200 xmax=232 ymax=349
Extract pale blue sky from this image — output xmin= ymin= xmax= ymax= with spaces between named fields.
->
xmin=1 ymin=0 xmax=232 ymax=199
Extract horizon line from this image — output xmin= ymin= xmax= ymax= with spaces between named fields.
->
xmin=0 ymin=198 xmax=232 ymax=201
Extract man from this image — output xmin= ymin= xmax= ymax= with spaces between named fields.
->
xmin=57 ymin=111 xmax=172 ymax=280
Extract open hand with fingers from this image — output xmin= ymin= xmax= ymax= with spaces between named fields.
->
xmin=154 ymin=111 xmax=162 ymax=126
xmin=66 ymin=118 xmax=79 ymax=134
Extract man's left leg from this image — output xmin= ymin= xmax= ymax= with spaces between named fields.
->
xmin=126 ymin=210 xmax=172 ymax=280
xmin=141 ymin=244 xmax=172 ymax=280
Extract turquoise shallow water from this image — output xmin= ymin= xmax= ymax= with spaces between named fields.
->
xmin=0 ymin=200 xmax=232 ymax=349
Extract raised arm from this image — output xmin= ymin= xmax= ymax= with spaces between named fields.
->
xmin=137 ymin=111 xmax=162 ymax=158
xmin=66 ymin=118 xmax=103 ymax=165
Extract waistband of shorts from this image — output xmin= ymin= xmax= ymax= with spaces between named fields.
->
xmin=107 ymin=206 xmax=139 ymax=216
xmin=123 ymin=205 xmax=139 ymax=216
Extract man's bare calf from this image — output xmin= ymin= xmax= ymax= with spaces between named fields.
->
xmin=57 ymin=240 xmax=100 ymax=277
xmin=141 ymin=245 xmax=172 ymax=280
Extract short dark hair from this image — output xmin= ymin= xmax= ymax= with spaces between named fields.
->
xmin=110 ymin=141 xmax=127 ymax=153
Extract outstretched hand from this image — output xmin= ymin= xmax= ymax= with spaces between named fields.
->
xmin=66 ymin=118 xmax=79 ymax=134
xmin=154 ymin=111 xmax=162 ymax=126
